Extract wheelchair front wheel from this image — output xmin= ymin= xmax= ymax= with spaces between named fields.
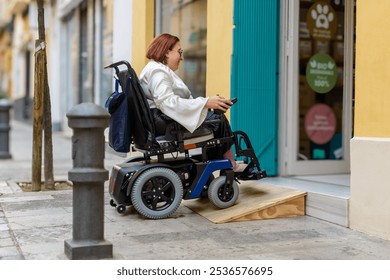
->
xmin=208 ymin=175 xmax=239 ymax=209
xmin=131 ymin=167 xmax=183 ymax=219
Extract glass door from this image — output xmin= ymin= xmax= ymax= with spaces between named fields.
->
xmin=280 ymin=0 xmax=355 ymax=175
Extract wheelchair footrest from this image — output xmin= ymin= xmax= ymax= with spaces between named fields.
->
xmin=238 ymin=169 xmax=267 ymax=180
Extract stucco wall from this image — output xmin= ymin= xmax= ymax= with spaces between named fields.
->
xmin=206 ymin=0 xmax=233 ymax=104
xmin=354 ymin=0 xmax=390 ymax=137
xmin=131 ymin=0 xmax=154 ymax=75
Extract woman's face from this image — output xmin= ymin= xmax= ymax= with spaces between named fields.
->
xmin=165 ymin=42 xmax=183 ymax=71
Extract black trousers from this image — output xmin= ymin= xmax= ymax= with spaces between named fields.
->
xmin=151 ymin=108 xmax=233 ymax=159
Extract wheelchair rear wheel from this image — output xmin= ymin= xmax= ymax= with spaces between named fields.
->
xmin=208 ymin=175 xmax=239 ymax=209
xmin=131 ymin=167 xmax=183 ymax=219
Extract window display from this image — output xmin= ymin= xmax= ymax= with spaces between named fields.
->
xmin=298 ymin=0 xmax=345 ymax=160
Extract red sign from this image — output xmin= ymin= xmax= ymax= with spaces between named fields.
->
xmin=304 ymin=103 xmax=336 ymax=145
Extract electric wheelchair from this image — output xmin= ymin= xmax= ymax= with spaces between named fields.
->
xmin=105 ymin=60 xmax=266 ymax=219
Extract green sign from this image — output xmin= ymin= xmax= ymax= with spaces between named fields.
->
xmin=306 ymin=53 xmax=337 ymax=94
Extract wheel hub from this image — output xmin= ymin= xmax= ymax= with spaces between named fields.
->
xmin=217 ymin=184 xmax=234 ymax=202
xmin=142 ymin=177 xmax=175 ymax=211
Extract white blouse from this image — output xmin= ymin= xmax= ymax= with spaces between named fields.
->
xmin=139 ymin=60 xmax=209 ymax=133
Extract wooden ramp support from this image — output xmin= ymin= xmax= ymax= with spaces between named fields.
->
xmin=183 ymin=182 xmax=307 ymax=224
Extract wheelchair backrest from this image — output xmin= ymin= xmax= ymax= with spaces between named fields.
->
xmin=106 ymin=60 xmax=157 ymax=150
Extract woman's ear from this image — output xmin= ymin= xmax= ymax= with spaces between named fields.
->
xmin=163 ymin=52 xmax=169 ymax=65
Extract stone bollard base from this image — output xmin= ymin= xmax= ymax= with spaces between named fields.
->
xmin=0 ymin=99 xmax=12 ymax=159
xmin=0 ymin=151 xmax=12 ymax=159
xmin=64 ymin=239 xmax=113 ymax=260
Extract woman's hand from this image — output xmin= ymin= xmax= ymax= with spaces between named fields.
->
xmin=205 ymin=96 xmax=233 ymax=113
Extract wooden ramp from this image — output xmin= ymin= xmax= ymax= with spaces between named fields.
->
xmin=183 ymin=182 xmax=306 ymax=223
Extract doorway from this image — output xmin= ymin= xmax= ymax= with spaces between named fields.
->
xmin=279 ymin=0 xmax=355 ymax=175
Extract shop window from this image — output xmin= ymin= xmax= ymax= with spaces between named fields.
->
xmin=155 ymin=0 xmax=207 ymax=98
xmin=298 ymin=0 xmax=347 ymax=160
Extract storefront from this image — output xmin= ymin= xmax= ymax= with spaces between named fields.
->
xmin=279 ymin=0 xmax=356 ymax=175
xmin=133 ymin=0 xmax=356 ymax=177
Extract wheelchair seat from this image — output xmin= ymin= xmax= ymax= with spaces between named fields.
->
xmin=164 ymin=122 xmax=214 ymax=145
xmin=181 ymin=126 xmax=215 ymax=145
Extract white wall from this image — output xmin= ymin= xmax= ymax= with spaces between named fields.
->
xmin=350 ymin=137 xmax=390 ymax=240
xmin=112 ymin=0 xmax=133 ymax=63
xmin=47 ymin=3 xmax=62 ymax=130
xmin=11 ymin=14 xmax=25 ymax=99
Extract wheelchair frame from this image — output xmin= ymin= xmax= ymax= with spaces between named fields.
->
xmin=105 ymin=60 xmax=266 ymax=219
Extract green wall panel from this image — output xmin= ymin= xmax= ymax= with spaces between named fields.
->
xmin=231 ymin=0 xmax=279 ymax=175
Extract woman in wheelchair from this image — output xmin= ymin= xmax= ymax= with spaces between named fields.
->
xmin=139 ymin=33 xmax=246 ymax=173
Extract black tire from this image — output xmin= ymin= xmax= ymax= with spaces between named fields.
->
xmin=110 ymin=199 xmax=116 ymax=207
xmin=208 ymin=176 xmax=239 ymax=209
xmin=131 ymin=167 xmax=183 ymax=219
xmin=116 ymin=204 xmax=126 ymax=214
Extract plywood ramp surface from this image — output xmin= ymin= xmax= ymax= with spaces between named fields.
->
xmin=183 ymin=182 xmax=306 ymax=224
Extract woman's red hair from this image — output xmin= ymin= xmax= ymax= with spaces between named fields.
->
xmin=146 ymin=33 xmax=180 ymax=63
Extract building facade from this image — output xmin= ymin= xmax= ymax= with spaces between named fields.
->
xmin=51 ymin=0 xmax=128 ymax=132
xmin=0 ymin=0 xmax=129 ymax=131
xmin=0 ymin=0 xmax=35 ymax=121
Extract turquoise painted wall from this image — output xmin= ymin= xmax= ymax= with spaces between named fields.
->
xmin=231 ymin=0 xmax=279 ymax=175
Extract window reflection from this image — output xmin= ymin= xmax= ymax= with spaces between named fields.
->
xmin=155 ymin=0 xmax=207 ymax=98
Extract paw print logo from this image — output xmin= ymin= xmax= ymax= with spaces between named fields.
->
xmin=311 ymin=3 xmax=334 ymax=29
xmin=307 ymin=1 xmax=337 ymax=41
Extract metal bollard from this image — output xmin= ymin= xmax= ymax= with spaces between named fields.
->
xmin=0 ymin=99 xmax=12 ymax=159
xmin=64 ymin=103 xmax=113 ymax=260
